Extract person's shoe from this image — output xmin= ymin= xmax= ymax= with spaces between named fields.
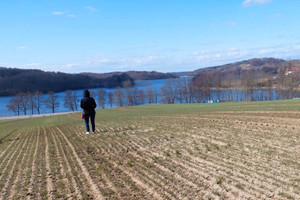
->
xmin=92 ymin=131 xmax=95 ymax=134
xmin=86 ymin=132 xmax=89 ymax=134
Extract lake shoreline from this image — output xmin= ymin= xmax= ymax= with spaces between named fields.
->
xmin=0 ymin=111 xmax=75 ymax=121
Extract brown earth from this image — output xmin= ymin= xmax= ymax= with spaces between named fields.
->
xmin=0 ymin=109 xmax=299 ymax=199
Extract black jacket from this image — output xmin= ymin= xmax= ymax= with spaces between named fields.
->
xmin=80 ymin=90 xmax=97 ymax=115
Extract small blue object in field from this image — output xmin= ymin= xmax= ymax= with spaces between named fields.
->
xmin=205 ymin=100 xmax=219 ymax=103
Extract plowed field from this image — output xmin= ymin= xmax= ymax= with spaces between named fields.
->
xmin=0 ymin=100 xmax=300 ymax=199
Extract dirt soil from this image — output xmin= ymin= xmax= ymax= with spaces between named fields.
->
xmin=0 ymin=109 xmax=299 ymax=199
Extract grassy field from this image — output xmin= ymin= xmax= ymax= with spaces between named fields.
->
xmin=0 ymin=99 xmax=300 ymax=200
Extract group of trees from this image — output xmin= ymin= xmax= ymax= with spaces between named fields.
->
xmin=6 ymin=85 xmax=160 ymax=116
xmin=92 ymin=86 xmax=159 ymax=109
xmin=191 ymin=61 xmax=300 ymax=102
xmin=6 ymin=62 xmax=300 ymax=116
xmin=6 ymin=91 xmax=60 ymax=116
xmin=275 ymin=62 xmax=300 ymax=99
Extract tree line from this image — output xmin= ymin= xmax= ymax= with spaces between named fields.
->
xmin=6 ymin=62 xmax=300 ymax=116
xmin=192 ymin=61 xmax=300 ymax=102
xmin=0 ymin=68 xmax=134 ymax=96
xmin=5 ymin=85 xmax=158 ymax=116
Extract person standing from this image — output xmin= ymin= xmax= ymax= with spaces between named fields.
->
xmin=80 ymin=89 xmax=97 ymax=134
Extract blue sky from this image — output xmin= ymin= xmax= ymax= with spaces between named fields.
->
xmin=0 ymin=0 xmax=300 ymax=73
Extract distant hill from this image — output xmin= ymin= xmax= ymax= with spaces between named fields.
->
xmin=189 ymin=57 xmax=300 ymax=90
xmin=0 ymin=68 xmax=134 ymax=96
xmin=82 ymin=71 xmax=178 ymax=80
xmin=190 ymin=57 xmax=290 ymax=78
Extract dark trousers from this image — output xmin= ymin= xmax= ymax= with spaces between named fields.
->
xmin=84 ymin=113 xmax=95 ymax=132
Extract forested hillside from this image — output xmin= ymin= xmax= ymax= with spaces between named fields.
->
xmin=191 ymin=58 xmax=287 ymax=77
xmin=0 ymin=68 xmax=134 ymax=96
xmin=82 ymin=70 xmax=178 ymax=80
xmin=190 ymin=58 xmax=300 ymax=101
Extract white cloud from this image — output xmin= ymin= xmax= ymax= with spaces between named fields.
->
xmin=64 ymin=63 xmax=80 ymax=68
xmin=26 ymin=63 xmax=42 ymax=67
xmin=52 ymin=11 xmax=64 ymax=15
xmin=243 ymin=0 xmax=272 ymax=7
xmin=84 ymin=6 xmax=98 ymax=12
xmin=7 ymin=42 xmax=300 ymax=73
xmin=52 ymin=11 xmax=76 ymax=18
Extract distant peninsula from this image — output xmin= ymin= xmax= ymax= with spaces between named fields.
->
xmin=81 ymin=70 xmax=178 ymax=80
xmin=0 ymin=68 xmax=178 ymax=96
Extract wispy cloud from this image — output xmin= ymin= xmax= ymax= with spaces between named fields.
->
xmin=242 ymin=0 xmax=272 ymax=7
xmin=84 ymin=6 xmax=98 ymax=12
xmin=52 ymin=11 xmax=64 ymax=15
xmin=52 ymin=11 xmax=75 ymax=18
xmin=26 ymin=63 xmax=42 ymax=67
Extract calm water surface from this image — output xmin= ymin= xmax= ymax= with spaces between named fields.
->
xmin=1 ymin=77 xmax=298 ymax=117
xmin=0 ymin=78 xmax=183 ymax=116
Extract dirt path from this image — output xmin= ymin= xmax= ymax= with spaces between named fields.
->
xmin=0 ymin=111 xmax=74 ymax=121
xmin=43 ymin=127 xmax=54 ymax=200
xmin=26 ymin=128 xmax=40 ymax=199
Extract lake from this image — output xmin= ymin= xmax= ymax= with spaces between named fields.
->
xmin=1 ymin=77 xmax=299 ymax=117
xmin=0 ymin=78 xmax=190 ymax=117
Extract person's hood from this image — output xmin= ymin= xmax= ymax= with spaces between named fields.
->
xmin=83 ymin=90 xmax=90 ymax=97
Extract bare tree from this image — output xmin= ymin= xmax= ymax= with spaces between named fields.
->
xmin=113 ymin=87 xmax=124 ymax=107
xmin=160 ymin=79 xmax=177 ymax=104
xmin=146 ymin=87 xmax=154 ymax=104
xmin=241 ymin=70 xmax=256 ymax=101
xmin=154 ymin=88 xmax=158 ymax=104
xmin=192 ymin=73 xmax=211 ymax=102
xmin=266 ymin=79 xmax=273 ymax=100
xmin=276 ymin=66 xmax=286 ymax=100
xmin=213 ymin=72 xmax=222 ymax=100
xmin=33 ymin=91 xmax=43 ymax=114
xmin=138 ymin=89 xmax=146 ymax=105
xmin=132 ymin=87 xmax=140 ymax=105
xmin=17 ymin=93 xmax=30 ymax=115
xmin=187 ymin=84 xmax=196 ymax=103
xmin=97 ymin=88 xmax=107 ymax=109
xmin=283 ymin=72 xmax=300 ymax=99
xmin=28 ymin=93 xmax=35 ymax=115
xmin=175 ymin=78 xmax=184 ymax=103
xmin=45 ymin=91 xmax=60 ymax=113
xmin=73 ymin=91 xmax=78 ymax=111
xmin=275 ymin=62 xmax=299 ymax=99
xmin=64 ymin=90 xmax=76 ymax=111
xmin=6 ymin=96 xmax=22 ymax=116
xmin=179 ymin=78 xmax=190 ymax=103
xmin=108 ymin=91 xmax=114 ymax=108
xmin=125 ymin=87 xmax=134 ymax=106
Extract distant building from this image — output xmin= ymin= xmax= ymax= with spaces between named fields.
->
xmin=284 ymin=66 xmax=299 ymax=76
